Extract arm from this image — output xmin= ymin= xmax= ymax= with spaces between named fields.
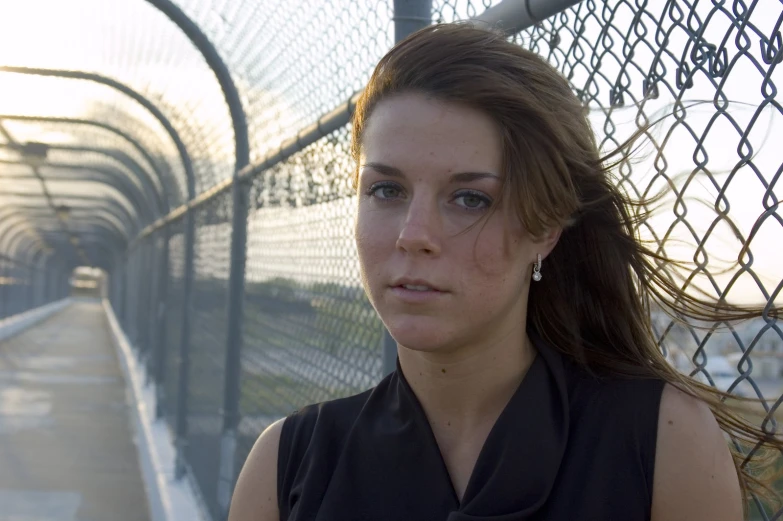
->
xmin=228 ymin=418 xmax=285 ymax=521
xmin=651 ymin=384 xmax=743 ymax=521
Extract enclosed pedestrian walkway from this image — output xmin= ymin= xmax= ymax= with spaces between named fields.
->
xmin=0 ymin=300 xmax=150 ymax=521
xmin=1 ymin=0 xmax=781 ymax=520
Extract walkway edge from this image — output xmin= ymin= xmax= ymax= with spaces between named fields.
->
xmin=0 ymin=298 xmax=71 ymax=342
xmin=103 ymin=298 xmax=209 ymax=521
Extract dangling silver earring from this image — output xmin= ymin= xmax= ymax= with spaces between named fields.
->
xmin=532 ymin=254 xmax=542 ymax=282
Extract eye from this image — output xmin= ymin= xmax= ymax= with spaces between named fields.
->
xmin=453 ymin=190 xmax=491 ymax=210
xmin=367 ymin=182 xmax=404 ymax=200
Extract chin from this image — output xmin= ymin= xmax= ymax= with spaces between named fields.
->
xmin=383 ymin=315 xmax=459 ymax=353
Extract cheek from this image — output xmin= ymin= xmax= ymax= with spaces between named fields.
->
xmin=355 ymin=205 xmax=394 ymax=277
xmin=461 ymin=226 xmax=527 ymax=295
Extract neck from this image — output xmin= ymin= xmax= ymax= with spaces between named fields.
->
xmin=397 ymin=326 xmax=536 ymax=433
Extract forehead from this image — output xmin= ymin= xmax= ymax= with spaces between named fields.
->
xmin=361 ymin=93 xmax=503 ymax=175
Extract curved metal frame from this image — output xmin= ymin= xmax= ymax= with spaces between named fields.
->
xmin=144 ymin=0 xmax=249 ymax=171
xmin=5 ymin=226 xmax=57 ymax=267
xmin=0 ymin=135 xmax=165 ymax=217
xmin=0 ymin=68 xmax=195 ymax=468
xmin=0 ymin=204 xmax=132 ymax=246
xmin=0 ymin=213 xmax=48 ymax=259
xmin=0 ymin=114 xmax=175 ymax=209
xmin=0 ymin=66 xmax=195 ymax=200
xmin=0 ymin=192 xmax=140 ymax=237
xmin=16 ymin=240 xmax=50 ymax=270
xmin=0 ymin=108 xmax=159 ymax=285
xmin=144 ymin=0 xmax=251 ymax=490
xmin=32 ymin=144 xmax=164 ymax=216
xmin=0 ymin=158 xmax=155 ymax=225
xmin=1 ymin=0 xmax=253 ymax=503
xmin=0 ymin=205 xmax=134 ymax=246
xmin=24 ymin=215 xmax=128 ymax=251
xmin=38 ymin=230 xmax=117 ymax=270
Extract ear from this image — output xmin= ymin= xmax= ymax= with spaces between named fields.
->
xmin=537 ymin=226 xmax=562 ymax=261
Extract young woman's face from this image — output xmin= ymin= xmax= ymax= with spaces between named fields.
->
xmin=355 ymin=93 xmax=542 ymax=354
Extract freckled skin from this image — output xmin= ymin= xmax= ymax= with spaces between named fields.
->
xmin=355 ymin=93 xmax=547 ymax=358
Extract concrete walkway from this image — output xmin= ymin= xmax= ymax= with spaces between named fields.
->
xmin=0 ymin=300 xmax=150 ymax=521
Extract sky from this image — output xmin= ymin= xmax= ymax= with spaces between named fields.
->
xmin=0 ymin=0 xmax=780 ymax=306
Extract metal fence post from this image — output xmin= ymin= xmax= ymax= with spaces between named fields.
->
xmin=0 ymin=259 xmax=6 ymax=318
xmin=174 ymin=211 xmax=195 ymax=478
xmin=141 ymin=2 xmax=250 ymax=492
xmin=48 ymin=260 xmax=57 ymax=304
xmin=58 ymin=268 xmax=67 ymax=300
xmin=42 ymin=256 xmax=50 ymax=305
xmin=122 ymin=256 xmax=131 ymax=328
xmin=138 ymin=237 xmax=154 ymax=355
xmin=394 ymin=0 xmax=433 ymax=43
xmin=217 ymin=174 xmax=249 ymax=518
xmin=381 ymin=0 xmax=435 ymax=377
xmin=117 ymin=258 xmax=127 ymax=323
xmin=33 ymin=267 xmax=41 ymax=307
xmin=139 ymin=1 xmax=253 ymax=513
xmin=26 ymin=266 xmax=34 ymax=309
xmin=154 ymin=227 xmax=170 ymax=418
xmin=144 ymin=236 xmax=159 ymax=380
xmin=127 ymin=250 xmax=139 ymax=342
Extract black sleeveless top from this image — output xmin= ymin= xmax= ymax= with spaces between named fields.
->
xmin=277 ymin=334 xmax=666 ymax=521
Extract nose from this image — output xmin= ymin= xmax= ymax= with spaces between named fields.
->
xmin=396 ymin=197 xmax=442 ymax=256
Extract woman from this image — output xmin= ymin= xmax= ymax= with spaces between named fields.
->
xmin=229 ymin=23 xmax=781 ymax=520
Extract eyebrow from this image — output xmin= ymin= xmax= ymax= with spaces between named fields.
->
xmin=362 ymin=162 xmax=500 ymax=183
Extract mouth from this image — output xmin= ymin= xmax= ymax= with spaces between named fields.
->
xmin=390 ymin=278 xmax=446 ymax=292
xmin=398 ymin=283 xmax=439 ymax=292
xmin=388 ymin=278 xmax=448 ymax=302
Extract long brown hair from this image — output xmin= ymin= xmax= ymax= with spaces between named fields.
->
xmin=350 ymin=22 xmax=782 ymax=513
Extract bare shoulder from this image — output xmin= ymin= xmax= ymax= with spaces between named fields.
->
xmin=227 ymin=418 xmax=286 ymax=521
xmin=651 ymin=383 xmax=743 ymax=521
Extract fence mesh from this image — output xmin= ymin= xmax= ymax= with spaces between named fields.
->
xmin=238 ymin=125 xmax=384 ymax=465
xmin=175 ymin=0 xmax=394 ymax=161
xmin=0 ymin=0 xmax=235 ymax=196
xmin=186 ymin=189 xmax=233 ymax=520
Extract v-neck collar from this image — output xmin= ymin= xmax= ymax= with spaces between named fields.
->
xmin=314 ymin=331 xmax=571 ymax=520
xmin=395 ymin=350 xmax=544 ymax=507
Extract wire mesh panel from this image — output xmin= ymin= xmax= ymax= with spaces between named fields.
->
xmin=0 ymin=0 xmax=236 ymax=194
xmin=175 ymin=0 xmax=394 ymax=162
xmin=433 ymin=1 xmax=783 ymax=517
xmin=185 ymin=190 xmax=233 ymax=520
xmin=238 ymin=126 xmax=384 ymax=465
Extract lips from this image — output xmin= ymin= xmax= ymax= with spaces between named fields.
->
xmin=390 ymin=278 xmax=446 ymax=292
xmin=401 ymin=284 xmax=432 ymax=291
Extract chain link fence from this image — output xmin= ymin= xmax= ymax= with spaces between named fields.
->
xmin=0 ymin=0 xmax=780 ymax=519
